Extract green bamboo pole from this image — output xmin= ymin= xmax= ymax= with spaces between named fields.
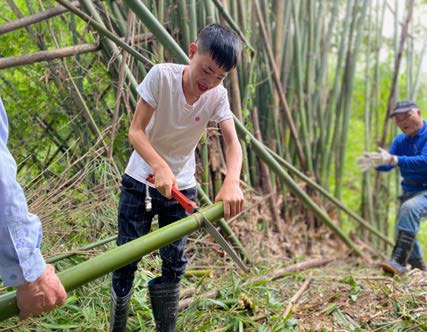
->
xmin=291 ymin=0 xmax=313 ymax=173
xmin=265 ymin=146 xmax=392 ymax=246
xmin=233 ymin=115 xmax=366 ymax=259
xmin=320 ymin=0 xmax=353 ymax=185
xmin=188 ymin=0 xmax=197 ymax=42
xmin=362 ymin=1 xmax=375 ymax=231
xmin=178 ymin=0 xmax=190 ymax=50
xmin=211 ymin=0 xmax=255 ymax=54
xmin=0 ymin=203 xmax=224 ymax=321
xmin=123 ymin=0 xmax=188 ymax=64
xmin=54 ymin=0 xmax=151 ymax=66
xmin=156 ymin=0 xmax=164 ymax=61
xmin=253 ymin=0 xmax=306 ymax=170
xmin=203 ymin=0 xmax=215 ymax=25
xmin=334 ymin=0 xmax=368 ymax=202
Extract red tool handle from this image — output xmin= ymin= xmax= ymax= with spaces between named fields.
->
xmin=146 ymin=174 xmax=197 ymax=214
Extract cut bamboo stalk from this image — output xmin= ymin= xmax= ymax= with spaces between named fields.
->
xmin=246 ymin=257 xmax=332 ymax=285
xmin=0 ymin=203 xmax=224 ymax=321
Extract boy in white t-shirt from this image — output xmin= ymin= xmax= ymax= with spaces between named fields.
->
xmin=110 ymin=24 xmax=244 ymax=332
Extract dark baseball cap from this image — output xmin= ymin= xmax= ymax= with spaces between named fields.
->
xmin=390 ymin=100 xmax=418 ymax=117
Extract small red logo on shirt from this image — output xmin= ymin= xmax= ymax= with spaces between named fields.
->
xmin=195 ymin=116 xmax=200 ymax=122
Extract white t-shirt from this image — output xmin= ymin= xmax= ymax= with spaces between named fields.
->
xmin=125 ymin=63 xmax=232 ymax=189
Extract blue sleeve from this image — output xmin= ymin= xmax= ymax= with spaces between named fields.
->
xmin=0 ymin=97 xmax=46 ymax=287
xmin=397 ymin=151 xmax=427 ymax=172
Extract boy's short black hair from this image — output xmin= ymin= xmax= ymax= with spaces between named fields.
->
xmin=196 ymin=24 xmax=242 ymax=72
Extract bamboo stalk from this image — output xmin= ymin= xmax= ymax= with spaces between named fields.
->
xmin=108 ymin=10 xmax=133 ymax=160
xmin=253 ymin=0 xmax=306 ymax=170
xmin=251 ymin=106 xmax=282 ymax=234
xmin=211 ymin=0 xmax=255 ymax=54
xmin=233 ymin=115 xmax=366 ymax=259
xmin=54 ymin=0 xmax=152 ymax=65
xmin=0 ymin=43 xmax=99 ymax=69
xmin=378 ymin=0 xmax=413 ymax=144
xmin=266 ymin=146 xmax=393 ymax=246
xmin=0 ymin=1 xmax=79 ymax=34
xmin=0 ymin=203 xmax=225 ymax=321
xmin=123 ymin=0 xmax=188 ymax=64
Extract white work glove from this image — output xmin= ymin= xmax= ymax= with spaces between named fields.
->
xmin=356 ymin=148 xmax=397 ymax=172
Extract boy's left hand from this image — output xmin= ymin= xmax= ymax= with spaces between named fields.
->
xmin=215 ymin=180 xmax=244 ymax=220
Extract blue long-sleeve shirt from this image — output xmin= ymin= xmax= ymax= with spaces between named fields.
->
xmin=377 ymin=120 xmax=427 ymax=192
xmin=0 ymin=97 xmax=46 ymax=287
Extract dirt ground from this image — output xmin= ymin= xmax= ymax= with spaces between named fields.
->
xmin=224 ymin=192 xmax=427 ymax=331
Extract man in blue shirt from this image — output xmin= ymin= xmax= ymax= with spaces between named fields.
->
xmin=0 ymin=97 xmax=67 ymax=319
xmin=357 ymin=100 xmax=427 ymax=274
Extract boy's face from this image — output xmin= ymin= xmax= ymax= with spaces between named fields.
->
xmin=187 ymin=43 xmax=228 ymax=98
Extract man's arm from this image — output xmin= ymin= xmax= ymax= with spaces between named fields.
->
xmin=128 ymin=98 xmax=175 ymax=198
xmin=0 ymin=97 xmax=66 ymax=320
xmin=215 ymin=119 xmax=244 ymax=220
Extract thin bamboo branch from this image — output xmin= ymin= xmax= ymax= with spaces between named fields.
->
xmin=0 ymin=43 xmax=99 ymax=69
xmin=0 ymin=1 xmax=79 ymax=35
xmin=245 ymin=257 xmax=332 ymax=285
xmin=283 ymin=274 xmax=312 ymax=318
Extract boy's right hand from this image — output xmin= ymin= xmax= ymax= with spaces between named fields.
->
xmin=153 ymin=166 xmax=176 ymax=199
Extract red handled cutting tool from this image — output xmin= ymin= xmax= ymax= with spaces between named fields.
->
xmin=147 ymin=174 xmax=249 ymax=273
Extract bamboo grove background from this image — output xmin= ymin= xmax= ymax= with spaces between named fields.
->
xmin=1 ymin=0 xmax=427 ymax=260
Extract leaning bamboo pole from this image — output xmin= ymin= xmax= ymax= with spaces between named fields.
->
xmin=0 ymin=43 xmax=99 ymax=69
xmin=266 ymin=146 xmax=393 ymax=247
xmin=54 ymin=0 xmax=152 ymax=65
xmin=233 ymin=115 xmax=366 ymax=259
xmin=0 ymin=203 xmax=225 ymax=321
xmin=0 ymin=1 xmax=79 ymax=34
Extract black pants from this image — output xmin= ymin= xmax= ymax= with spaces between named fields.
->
xmin=112 ymin=174 xmax=196 ymax=297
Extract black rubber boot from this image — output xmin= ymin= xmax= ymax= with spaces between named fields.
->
xmin=408 ymin=257 xmax=427 ymax=271
xmin=109 ymin=288 xmax=132 ymax=332
xmin=148 ymin=277 xmax=180 ymax=332
xmin=380 ymin=231 xmax=415 ymax=275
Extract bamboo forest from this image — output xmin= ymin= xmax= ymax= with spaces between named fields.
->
xmin=1 ymin=0 xmax=426 ymax=331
